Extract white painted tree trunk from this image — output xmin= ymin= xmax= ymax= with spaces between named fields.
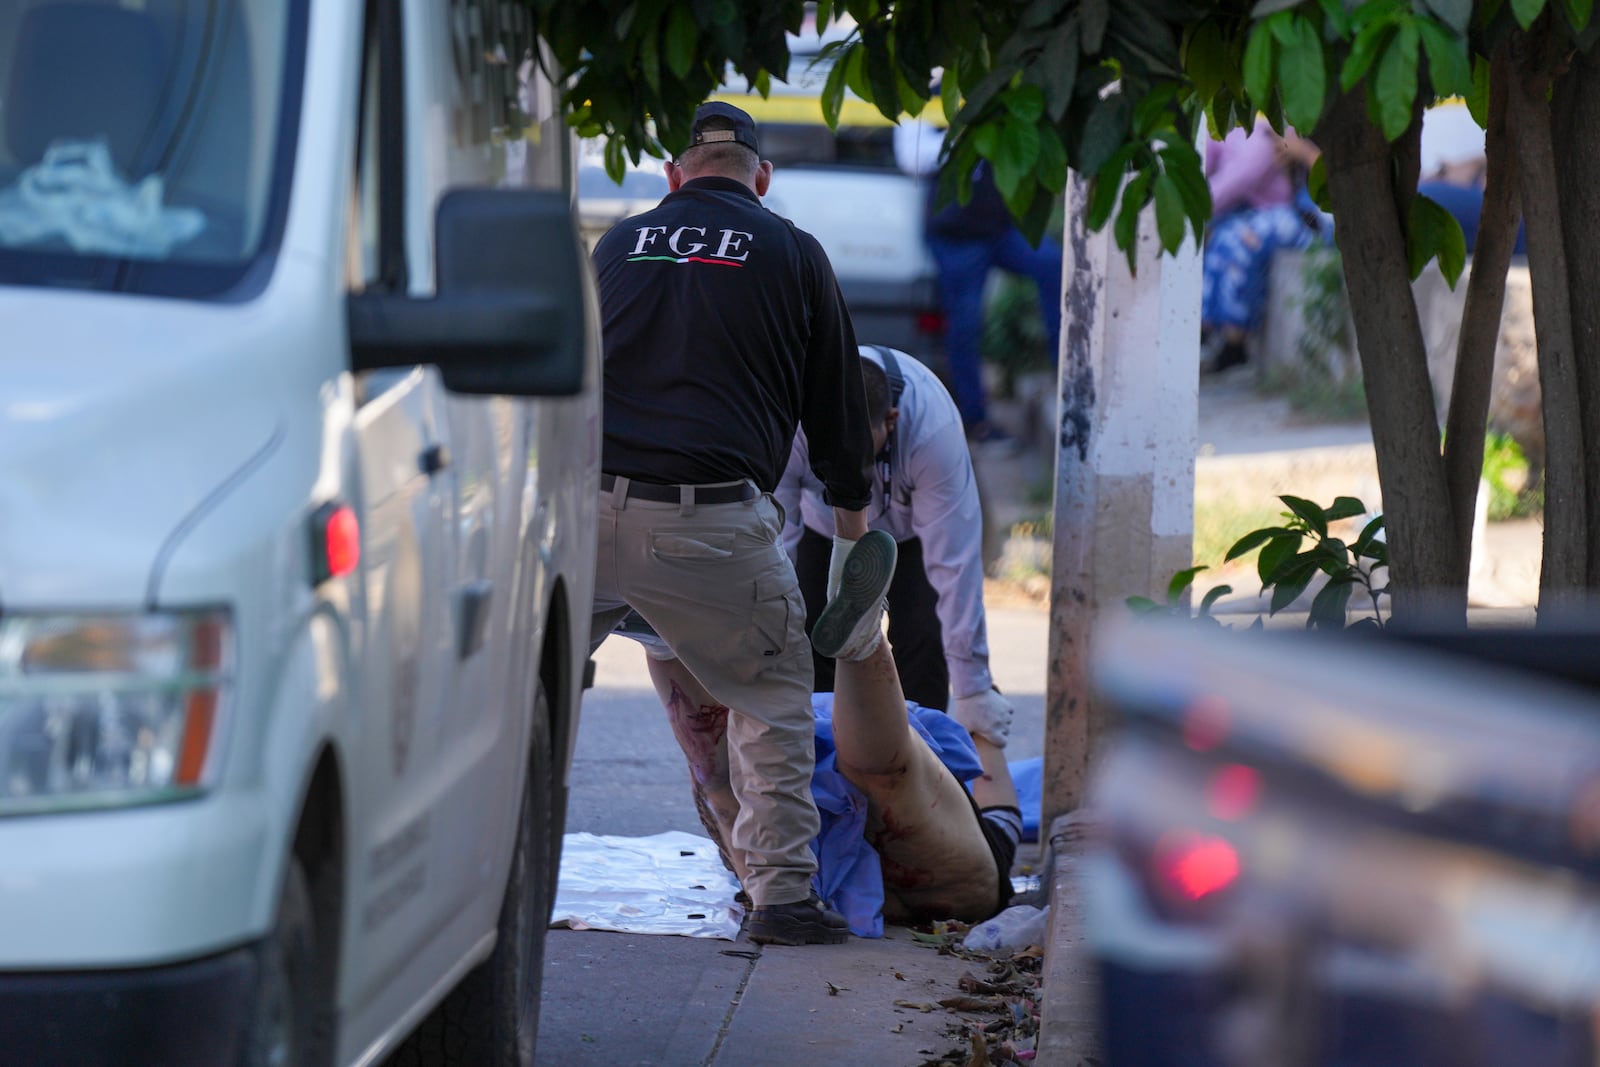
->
xmin=1042 ymin=175 xmax=1201 ymax=826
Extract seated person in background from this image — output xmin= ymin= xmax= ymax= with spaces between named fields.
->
xmin=611 ymin=535 xmax=1022 ymax=934
xmin=1202 ymin=118 xmax=1324 ymax=371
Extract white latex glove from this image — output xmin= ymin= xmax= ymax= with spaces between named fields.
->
xmin=826 ymin=535 xmax=858 ymax=601
xmin=951 ymin=687 xmax=1015 ymax=747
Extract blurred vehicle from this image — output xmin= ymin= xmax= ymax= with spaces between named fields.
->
xmin=1087 ymin=620 xmax=1600 ymax=1066
xmin=575 ymin=161 xmax=670 ymax=251
xmin=0 ymin=2 xmax=598 ymax=1065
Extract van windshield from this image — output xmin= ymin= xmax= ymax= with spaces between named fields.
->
xmin=0 ymin=0 xmax=305 ymax=298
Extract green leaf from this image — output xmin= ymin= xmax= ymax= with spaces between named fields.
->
xmin=1324 ymin=496 xmax=1368 ymax=521
xmin=1280 ymin=494 xmax=1329 ymax=537
xmin=1314 ymin=537 xmax=1351 ymax=571
xmin=821 ymin=52 xmax=850 ymax=129
xmin=1422 ymin=0 xmax=1474 ymax=32
xmin=1511 ymin=0 xmax=1548 ymax=28
xmin=639 ymin=22 xmax=661 ymax=94
xmin=1226 ymin=526 xmax=1293 ymax=561
xmin=844 ymin=40 xmax=874 ymax=100
xmin=1352 ymin=514 xmax=1386 ymax=555
xmin=1242 ymin=22 xmax=1276 ymax=107
xmin=1308 ymin=577 xmax=1355 ymax=629
xmin=1252 ymin=0 xmax=1303 ymax=14
xmin=1342 ymin=20 xmax=1395 ymax=92
xmin=1004 ymin=85 xmax=1047 ymax=123
xmin=1082 ymin=0 xmax=1110 ymax=51
xmin=955 ymin=62 xmax=1021 ymax=125
xmin=1566 ymin=0 xmax=1596 ymax=31
xmin=973 ymin=121 xmax=1001 ymax=160
xmin=1408 ymin=192 xmax=1468 ymax=286
xmin=1417 ymin=19 xmax=1472 ymax=98
xmin=941 ymin=73 xmax=963 ymax=127
xmin=1114 ymin=168 xmax=1154 ymax=270
xmin=665 ymin=4 xmax=698 ymax=79
xmin=1374 ymin=22 xmax=1420 ymax=142
xmin=1034 ymin=125 xmax=1070 ymax=192
xmin=992 ymin=119 xmax=1042 ymax=198
xmin=1125 ymin=595 xmax=1160 ymax=614
xmin=1268 ymin=559 xmax=1318 ymax=614
xmin=1199 ymin=585 xmax=1234 ymax=614
xmin=1153 ymin=170 xmax=1187 ymax=252
xmin=1466 ymin=54 xmax=1491 ymax=127
xmin=1086 ymin=145 xmax=1137 ymax=228
xmin=1167 ymin=565 xmax=1207 ymax=601
xmin=1186 ymin=19 xmax=1230 ymax=105
xmin=1306 ymin=155 xmax=1331 ymax=211
xmin=1040 ymin=18 xmax=1082 ymax=122
xmin=1257 ymin=531 xmax=1304 ymax=585
xmin=1077 ymin=93 xmax=1133 ymax=175
xmin=1160 ymin=143 xmax=1213 ymax=230
xmin=1279 ymin=15 xmax=1328 ymax=130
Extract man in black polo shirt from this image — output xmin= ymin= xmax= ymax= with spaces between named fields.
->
xmin=589 ymin=102 xmax=885 ymax=945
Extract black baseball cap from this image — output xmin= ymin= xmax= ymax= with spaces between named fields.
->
xmin=688 ymin=101 xmax=760 ymax=155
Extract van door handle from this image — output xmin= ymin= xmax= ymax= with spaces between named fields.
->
xmin=419 ymin=443 xmax=450 ymax=476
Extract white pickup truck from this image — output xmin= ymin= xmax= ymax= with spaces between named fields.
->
xmin=0 ymin=2 xmax=598 ymax=1065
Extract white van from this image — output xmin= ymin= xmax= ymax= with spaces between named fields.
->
xmin=0 ymin=3 xmax=599 ymax=1066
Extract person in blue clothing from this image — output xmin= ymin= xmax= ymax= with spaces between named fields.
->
xmin=613 ymin=593 xmax=1022 ymax=932
xmin=917 ymin=153 xmax=1062 ymax=442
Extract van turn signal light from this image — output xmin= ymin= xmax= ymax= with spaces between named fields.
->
xmin=310 ymin=502 xmax=360 ymax=585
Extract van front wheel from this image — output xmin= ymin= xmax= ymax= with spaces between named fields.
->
xmin=393 ymin=683 xmax=554 ymax=1066
xmin=242 ymin=856 xmax=323 ymax=1067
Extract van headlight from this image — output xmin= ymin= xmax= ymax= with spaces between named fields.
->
xmin=0 ymin=611 xmax=232 ymax=815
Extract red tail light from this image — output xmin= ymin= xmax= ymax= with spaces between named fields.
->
xmin=310 ymin=502 xmax=360 ymax=585
xmin=916 ymin=310 xmax=946 ymax=336
xmin=1154 ymin=831 xmax=1240 ymax=902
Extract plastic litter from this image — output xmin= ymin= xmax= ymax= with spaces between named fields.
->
xmin=549 ymin=830 xmax=744 ymax=940
xmin=962 ymin=903 xmax=1050 ymax=954
xmin=0 ymin=139 xmax=204 ymax=257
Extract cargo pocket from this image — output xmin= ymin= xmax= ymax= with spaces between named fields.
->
xmin=736 ymin=566 xmax=801 ymax=681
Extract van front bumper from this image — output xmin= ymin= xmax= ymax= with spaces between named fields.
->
xmin=0 ymin=945 xmax=257 ymax=1067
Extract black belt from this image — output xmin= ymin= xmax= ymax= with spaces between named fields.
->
xmin=601 ymin=473 xmax=757 ymax=504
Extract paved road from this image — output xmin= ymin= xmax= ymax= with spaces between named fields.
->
xmin=535 ymin=605 xmax=1049 ymax=1065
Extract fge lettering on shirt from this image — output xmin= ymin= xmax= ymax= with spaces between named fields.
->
xmin=628 ymin=224 xmax=753 ymax=266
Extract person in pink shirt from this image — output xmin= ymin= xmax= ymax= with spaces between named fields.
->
xmin=1202 ymin=118 xmax=1325 ymax=370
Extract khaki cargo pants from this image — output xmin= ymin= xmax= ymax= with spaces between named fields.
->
xmin=589 ymin=477 xmax=819 ymax=907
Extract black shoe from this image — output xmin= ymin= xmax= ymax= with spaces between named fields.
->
xmin=746 ymin=893 xmax=849 ymax=946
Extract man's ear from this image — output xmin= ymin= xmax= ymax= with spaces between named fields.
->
xmin=885 ymin=408 xmax=900 ymax=435
xmin=666 ymin=160 xmax=685 ymax=192
xmin=754 ymin=160 xmax=773 ymax=196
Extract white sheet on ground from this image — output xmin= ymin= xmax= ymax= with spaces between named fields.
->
xmin=550 ymin=830 xmax=744 ymax=940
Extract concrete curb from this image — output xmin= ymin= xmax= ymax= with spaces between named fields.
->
xmin=1036 ymin=810 xmax=1101 ymax=1065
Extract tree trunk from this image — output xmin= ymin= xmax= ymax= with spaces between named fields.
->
xmin=1317 ymin=89 xmax=1464 ymax=622
xmin=1443 ymin=46 xmax=1520 ymax=580
xmin=1507 ymin=34 xmax=1588 ymax=613
xmin=1552 ymin=45 xmax=1600 ymax=591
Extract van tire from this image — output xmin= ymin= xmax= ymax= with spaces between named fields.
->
xmin=242 ymin=856 xmax=324 ymax=1067
xmin=392 ymin=683 xmax=554 ymax=1066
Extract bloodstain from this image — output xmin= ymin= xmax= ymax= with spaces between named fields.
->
xmin=664 ymin=681 xmax=729 ymax=787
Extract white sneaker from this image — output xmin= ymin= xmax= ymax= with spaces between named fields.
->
xmin=810 ymin=531 xmax=896 ymax=661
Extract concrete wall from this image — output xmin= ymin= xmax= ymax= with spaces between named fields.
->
xmin=1260 ymin=250 xmax=1542 ymax=474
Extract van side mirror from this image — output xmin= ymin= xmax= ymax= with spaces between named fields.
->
xmin=346 ymin=188 xmax=589 ymax=396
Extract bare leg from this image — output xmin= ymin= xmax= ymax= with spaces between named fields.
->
xmin=647 ymin=655 xmax=749 ymax=887
xmin=832 ymin=639 xmax=1004 ymax=922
